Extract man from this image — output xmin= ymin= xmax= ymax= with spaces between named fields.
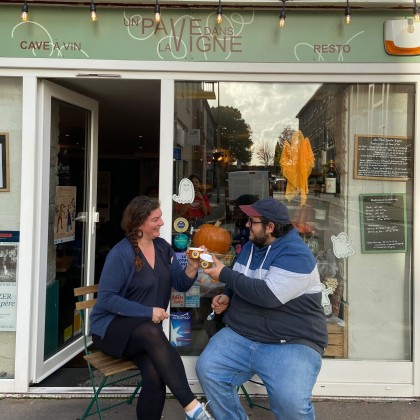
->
xmin=196 ymin=198 xmax=327 ymax=420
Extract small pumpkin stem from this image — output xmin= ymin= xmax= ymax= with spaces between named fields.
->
xmin=214 ymin=221 xmax=222 ymax=227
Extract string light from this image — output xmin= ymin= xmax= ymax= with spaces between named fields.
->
xmin=216 ymin=0 xmax=223 ymax=25
xmin=21 ymin=1 xmax=29 ymax=22
xmin=345 ymin=0 xmax=352 ymax=25
xmin=279 ymin=0 xmax=286 ymax=28
xmin=154 ymin=0 xmax=161 ymax=23
xmin=414 ymin=0 xmax=420 ymax=22
xmin=407 ymin=17 xmax=415 ymax=33
xmin=90 ymin=0 xmax=97 ymax=22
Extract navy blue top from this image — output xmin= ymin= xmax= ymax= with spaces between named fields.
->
xmin=220 ymin=228 xmax=328 ymax=354
xmin=90 ymin=237 xmax=196 ymax=339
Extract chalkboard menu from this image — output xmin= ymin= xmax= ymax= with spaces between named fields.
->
xmin=360 ymin=193 xmax=407 ymax=253
xmin=354 ymin=135 xmax=412 ymax=180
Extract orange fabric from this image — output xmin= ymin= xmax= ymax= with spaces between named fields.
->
xmin=280 ymin=130 xmax=314 ymax=206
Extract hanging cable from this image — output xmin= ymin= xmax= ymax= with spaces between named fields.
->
xmin=216 ymin=0 xmax=223 ymax=25
xmin=279 ymin=0 xmax=286 ymax=28
xmin=154 ymin=0 xmax=161 ymax=23
xmin=21 ymin=1 xmax=29 ymax=22
xmin=90 ymin=0 xmax=97 ymax=22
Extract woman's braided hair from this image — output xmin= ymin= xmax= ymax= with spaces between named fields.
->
xmin=121 ymin=195 xmax=160 ymax=271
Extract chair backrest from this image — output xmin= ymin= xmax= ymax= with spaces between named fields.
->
xmin=74 ymin=284 xmax=99 ymax=354
xmin=74 ymin=284 xmax=98 ymax=310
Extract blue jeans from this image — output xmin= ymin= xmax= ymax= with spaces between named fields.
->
xmin=196 ymin=327 xmax=322 ymax=420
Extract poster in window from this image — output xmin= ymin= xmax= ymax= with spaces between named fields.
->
xmin=54 ymin=186 xmax=76 ymax=244
xmin=359 ymin=193 xmax=407 ymax=253
xmin=0 ymin=241 xmax=18 ymax=331
xmin=0 ymin=133 xmax=10 ymax=192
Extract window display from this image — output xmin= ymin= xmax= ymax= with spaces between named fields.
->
xmin=171 ymin=81 xmax=414 ymax=361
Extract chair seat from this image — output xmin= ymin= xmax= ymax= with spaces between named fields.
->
xmin=84 ymin=351 xmax=138 ymax=377
xmin=74 ymin=284 xmax=143 ymax=418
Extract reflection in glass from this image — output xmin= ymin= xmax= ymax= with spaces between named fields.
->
xmin=172 ymin=81 xmax=414 ymax=362
xmin=44 ymin=99 xmax=89 ymax=359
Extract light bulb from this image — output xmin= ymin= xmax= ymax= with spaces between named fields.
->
xmin=414 ymin=1 xmax=420 ymax=21
xmin=279 ymin=8 xmax=286 ymax=28
xmin=216 ymin=5 xmax=223 ymax=25
xmin=279 ymin=1 xmax=286 ymax=28
xmin=154 ymin=3 xmax=161 ymax=23
xmin=90 ymin=1 xmax=97 ymax=22
xmin=408 ymin=18 xmax=415 ymax=33
xmin=21 ymin=2 xmax=29 ymax=22
xmin=345 ymin=8 xmax=351 ymax=24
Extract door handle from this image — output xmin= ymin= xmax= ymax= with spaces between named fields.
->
xmin=75 ymin=212 xmax=87 ymax=222
xmin=91 ymin=207 xmax=100 ymax=235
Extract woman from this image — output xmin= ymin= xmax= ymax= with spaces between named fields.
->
xmin=90 ymin=196 xmax=213 ymax=420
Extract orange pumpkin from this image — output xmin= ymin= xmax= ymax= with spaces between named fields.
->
xmin=193 ymin=222 xmax=231 ymax=254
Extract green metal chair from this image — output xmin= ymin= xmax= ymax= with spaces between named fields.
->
xmin=239 ymin=379 xmax=271 ymax=411
xmin=74 ymin=284 xmax=143 ymax=419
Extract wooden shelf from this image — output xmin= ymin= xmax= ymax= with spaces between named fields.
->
xmin=324 ymin=303 xmax=348 ymax=358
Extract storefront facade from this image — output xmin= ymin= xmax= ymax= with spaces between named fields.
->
xmin=0 ymin=1 xmax=419 ymax=398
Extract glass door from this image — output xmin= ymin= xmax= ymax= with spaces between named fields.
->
xmin=34 ymin=81 xmax=98 ymax=382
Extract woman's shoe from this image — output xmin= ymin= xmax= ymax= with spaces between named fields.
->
xmin=186 ymin=402 xmax=214 ymax=420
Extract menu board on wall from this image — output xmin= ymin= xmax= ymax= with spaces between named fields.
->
xmin=360 ymin=193 xmax=407 ymax=253
xmin=354 ymin=135 xmax=412 ymax=180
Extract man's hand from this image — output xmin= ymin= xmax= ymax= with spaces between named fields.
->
xmin=211 ymin=294 xmax=230 ymax=314
xmin=203 ymin=254 xmax=225 ymax=283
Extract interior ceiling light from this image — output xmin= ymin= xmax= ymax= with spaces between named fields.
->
xmin=216 ymin=0 xmax=223 ymax=25
xmin=345 ymin=0 xmax=352 ymax=25
xmin=279 ymin=0 xmax=286 ymax=28
xmin=154 ymin=0 xmax=161 ymax=23
xmin=21 ymin=1 xmax=29 ymax=22
xmin=414 ymin=0 xmax=420 ymax=22
xmin=90 ymin=0 xmax=97 ymax=22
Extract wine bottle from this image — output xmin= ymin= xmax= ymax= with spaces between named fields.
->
xmin=325 ymin=160 xmax=337 ymax=194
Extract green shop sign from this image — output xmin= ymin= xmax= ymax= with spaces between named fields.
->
xmin=0 ymin=5 xmax=419 ymax=63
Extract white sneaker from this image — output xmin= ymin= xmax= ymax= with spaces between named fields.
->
xmin=185 ymin=402 xmax=214 ymax=420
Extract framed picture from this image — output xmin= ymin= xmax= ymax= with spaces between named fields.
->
xmin=0 ymin=133 xmax=10 ymax=192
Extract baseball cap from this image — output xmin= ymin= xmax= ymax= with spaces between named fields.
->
xmin=239 ymin=198 xmax=290 ymax=224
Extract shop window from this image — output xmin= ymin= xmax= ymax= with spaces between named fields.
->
xmin=0 ymin=77 xmax=23 ymax=379
xmin=170 ymin=81 xmax=414 ymax=362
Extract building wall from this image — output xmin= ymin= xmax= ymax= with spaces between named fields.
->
xmin=0 ymin=77 xmax=22 ymax=378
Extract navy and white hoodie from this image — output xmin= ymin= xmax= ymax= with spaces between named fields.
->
xmin=219 ymin=228 xmax=328 ymax=355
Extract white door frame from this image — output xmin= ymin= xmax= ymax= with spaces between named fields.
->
xmin=30 ymin=80 xmax=99 ymax=383
xmin=1 ymin=64 xmax=419 ymax=397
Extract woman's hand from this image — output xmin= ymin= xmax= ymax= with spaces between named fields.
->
xmin=152 ymin=307 xmax=169 ymax=324
xmin=185 ymin=246 xmax=207 ymax=279
xmin=211 ymin=294 xmax=230 ymax=314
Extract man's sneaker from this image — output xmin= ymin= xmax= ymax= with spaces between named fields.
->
xmin=186 ymin=402 xmax=214 ymax=420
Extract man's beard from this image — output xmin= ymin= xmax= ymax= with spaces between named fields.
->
xmin=251 ymin=232 xmax=270 ymax=248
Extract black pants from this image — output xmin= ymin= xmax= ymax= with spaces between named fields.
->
xmin=94 ymin=320 xmax=196 ymax=420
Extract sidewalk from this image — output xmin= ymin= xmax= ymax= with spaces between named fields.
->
xmin=0 ymin=395 xmax=419 ymax=419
